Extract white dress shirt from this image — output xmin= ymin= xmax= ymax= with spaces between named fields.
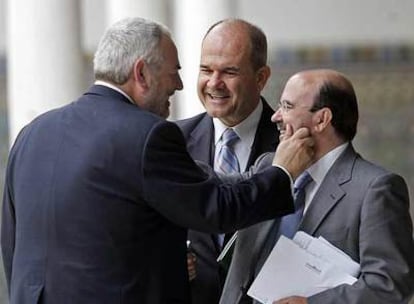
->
xmin=95 ymin=80 xmax=135 ymax=105
xmin=304 ymin=142 xmax=349 ymax=214
xmin=213 ymin=101 xmax=263 ymax=172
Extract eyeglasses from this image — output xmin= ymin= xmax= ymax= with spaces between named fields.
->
xmin=276 ymin=100 xmax=323 ymax=113
xmin=275 ymin=100 xmax=297 ymax=112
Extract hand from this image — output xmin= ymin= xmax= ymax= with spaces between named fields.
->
xmin=187 ymin=251 xmax=197 ymax=281
xmin=273 ymin=296 xmax=308 ymax=304
xmin=272 ymin=125 xmax=314 ymax=179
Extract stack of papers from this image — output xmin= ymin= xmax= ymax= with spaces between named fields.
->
xmin=247 ymin=231 xmax=360 ymax=304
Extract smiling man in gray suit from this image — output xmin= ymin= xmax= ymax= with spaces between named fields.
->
xmin=220 ymin=69 xmax=414 ymax=304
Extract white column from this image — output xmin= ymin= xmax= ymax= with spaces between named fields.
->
xmin=171 ymin=0 xmax=237 ymax=120
xmin=105 ymin=0 xmax=169 ymax=26
xmin=7 ymin=0 xmax=84 ymax=144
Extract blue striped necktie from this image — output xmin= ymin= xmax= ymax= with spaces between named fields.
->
xmin=215 ymin=128 xmax=240 ymax=250
xmin=216 ymin=128 xmax=240 ymax=174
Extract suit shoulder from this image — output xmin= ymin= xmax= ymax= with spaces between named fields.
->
xmin=175 ymin=112 xmax=208 ymax=128
xmin=354 ymin=155 xmax=392 ymax=176
xmin=175 ymin=112 xmax=209 ymax=135
xmin=353 ymin=154 xmax=406 ymax=186
xmin=261 ymin=98 xmax=275 ymax=115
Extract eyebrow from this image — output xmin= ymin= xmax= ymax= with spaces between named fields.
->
xmin=223 ymin=67 xmax=240 ymax=73
xmin=198 ymin=65 xmax=240 ymax=73
xmin=280 ymin=99 xmax=294 ymax=106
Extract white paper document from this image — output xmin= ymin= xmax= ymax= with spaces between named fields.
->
xmin=247 ymin=232 xmax=360 ymax=304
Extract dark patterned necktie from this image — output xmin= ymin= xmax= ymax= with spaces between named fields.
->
xmin=278 ymin=171 xmax=313 ymax=239
xmin=253 ymin=172 xmax=313 ymax=288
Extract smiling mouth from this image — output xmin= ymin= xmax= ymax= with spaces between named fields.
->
xmin=207 ymin=93 xmax=230 ymax=100
xmin=276 ymin=121 xmax=285 ymax=131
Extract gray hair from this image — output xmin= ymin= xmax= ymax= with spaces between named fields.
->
xmin=93 ymin=17 xmax=171 ymax=85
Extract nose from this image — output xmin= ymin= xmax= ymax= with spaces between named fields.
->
xmin=176 ymin=74 xmax=183 ymax=91
xmin=207 ymin=72 xmax=225 ymax=89
xmin=271 ymin=108 xmax=283 ymax=123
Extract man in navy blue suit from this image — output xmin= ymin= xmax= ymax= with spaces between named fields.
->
xmin=1 ymin=17 xmax=314 ymax=304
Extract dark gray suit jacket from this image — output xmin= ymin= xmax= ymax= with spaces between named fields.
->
xmin=176 ymin=99 xmax=279 ymax=304
xmin=220 ymin=145 xmax=414 ymax=304
xmin=1 ymin=86 xmax=293 ymax=304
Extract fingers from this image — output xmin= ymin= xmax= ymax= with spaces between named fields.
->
xmin=281 ymin=125 xmax=310 ymax=142
xmin=187 ymin=252 xmax=197 ymax=281
xmin=273 ymin=296 xmax=307 ymax=304
xmin=290 ymin=127 xmax=310 ymax=140
xmin=272 ymin=126 xmax=315 ymax=179
xmin=273 ymin=298 xmax=288 ymax=304
xmin=283 ymin=124 xmax=293 ymax=138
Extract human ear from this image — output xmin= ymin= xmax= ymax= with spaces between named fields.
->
xmin=133 ymin=59 xmax=149 ymax=89
xmin=256 ymin=65 xmax=271 ymax=91
xmin=313 ymin=108 xmax=332 ymax=133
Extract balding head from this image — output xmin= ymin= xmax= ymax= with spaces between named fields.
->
xmin=294 ymin=69 xmax=355 ymax=95
xmin=203 ymin=18 xmax=268 ymax=71
xmin=291 ymin=69 xmax=359 ymax=141
xmin=198 ymin=18 xmax=271 ymax=126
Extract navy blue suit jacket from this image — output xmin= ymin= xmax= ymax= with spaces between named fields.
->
xmin=176 ymin=99 xmax=279 ymax=304
xmin=1 ymin=86 xmax=292 ymax=304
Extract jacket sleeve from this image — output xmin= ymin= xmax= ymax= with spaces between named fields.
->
xmin=308 ymin=173 xmax=414 ymax=304
xmin=141 ymin=120 xmax=294 ymax=233
xmin=1 ymin=173 xmax=16 ymax=293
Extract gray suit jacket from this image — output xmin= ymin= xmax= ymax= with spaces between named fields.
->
xmin=220 ymin=145 xmax=414 ymax=304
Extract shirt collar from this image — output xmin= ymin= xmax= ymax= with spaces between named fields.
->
xmin=213 ymin=100 xmax=263 ymax=147
xmin=94 ymin=80 xmax=135 ymax=105
xmin=307 ymin=142 xmax=349 ymax=187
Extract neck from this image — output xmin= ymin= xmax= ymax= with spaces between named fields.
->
xmin=314 ymin=136 xmax=347 ymax=161
xmin=118 ymin=80 xmax=139 ymax=106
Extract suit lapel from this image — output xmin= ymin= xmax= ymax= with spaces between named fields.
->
xmin=185 ymin=115 xmax=221 ymax=250
xmin=300 ymin=145 xmax=357 ymax=235
xmin=251 ymin=219 xmax=281 ymax=276
xmin=235 ymin=220 xmax=276 ymax=287
xmin=187 ymin=115 xmax=215 ymax=165
xmin=241 ymin=110 xmax=278 ymax=273
xmin=247 ymin=98 xmax=279 ymax=167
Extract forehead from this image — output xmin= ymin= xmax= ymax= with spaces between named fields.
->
xmin=160 ymin=35 xmax=180 ymax=66
xmin=281 ymin=75 xmax=318 ymax=104
xmin=201 ymin=25 xmax=251 ymax=66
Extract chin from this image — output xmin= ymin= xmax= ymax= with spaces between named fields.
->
xmin=208 ymin=107 xmax=230 ymax=117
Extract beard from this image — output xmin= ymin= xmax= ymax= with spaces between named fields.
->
xmin=142 ymin=82 xmax=170 ymax=119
